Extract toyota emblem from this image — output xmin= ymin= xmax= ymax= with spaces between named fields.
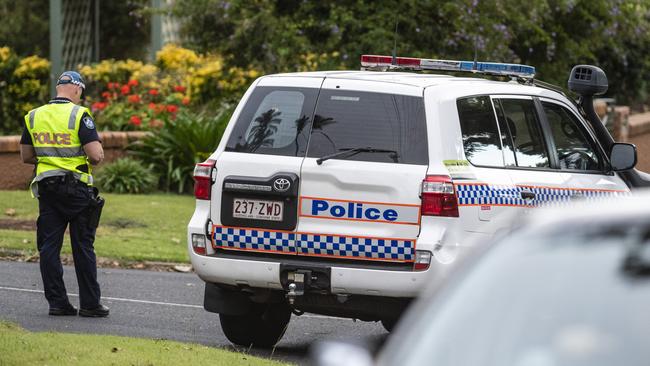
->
xmin=273 ymin=178 xmax=291 ymax=192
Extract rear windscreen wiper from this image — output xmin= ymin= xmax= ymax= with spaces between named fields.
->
xmin=316 ymin=147 xmax=399 ymax=165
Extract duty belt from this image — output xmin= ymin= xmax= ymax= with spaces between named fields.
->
xmin=30 ymin=169 xmax=93 ymax=198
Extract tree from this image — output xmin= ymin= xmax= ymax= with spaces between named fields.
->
xmin=171 ymin=0 xmax=650 ymax=105
xmin=99 ymin=0 xmax=150 ymax=60
xmin=0 ymin=0 xmax=150 ymax=60
xmin=246 ymin=108 xmax=281 ymax=152
xmin=0 ymin=0 xmax=48 ymax=57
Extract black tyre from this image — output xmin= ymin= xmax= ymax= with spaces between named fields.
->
xmin=219 ymin=302 xmax=291 ymax=347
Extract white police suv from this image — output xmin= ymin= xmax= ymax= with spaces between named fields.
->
xmin=187 ymin=55 xmax=640 ymax=347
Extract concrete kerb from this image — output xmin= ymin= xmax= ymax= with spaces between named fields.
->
xmin=0 ymin=248 xmax=192 ymax=273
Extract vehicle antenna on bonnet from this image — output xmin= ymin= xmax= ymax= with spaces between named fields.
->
xmin=473 ymin=33 xmax=479 ymax=71
xmin=391 ymin=18 xmax=399 ymax=66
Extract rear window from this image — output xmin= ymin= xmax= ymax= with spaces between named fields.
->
xmin=305 ymin=90 xmax=428 ymax=165
xmin=225 ymin=86 xmax=319 ymax=157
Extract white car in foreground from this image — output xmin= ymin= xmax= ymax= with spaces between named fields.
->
xmin=314 ymin=192 xmax=650 ymax=366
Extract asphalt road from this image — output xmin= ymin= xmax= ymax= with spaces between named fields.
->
xmin=0 ymin=260 xmax=386 ymax=365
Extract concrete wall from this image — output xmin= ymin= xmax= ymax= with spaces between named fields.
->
xmin=0 ymin=132 xmax=147 ymax=190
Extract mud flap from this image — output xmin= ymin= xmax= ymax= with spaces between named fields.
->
xmin=204 ymin=283 xmax=252 ymax=315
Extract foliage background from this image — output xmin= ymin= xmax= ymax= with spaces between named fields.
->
xmin=0 ymin=47 xmax=49 ymax=134
xmin=2 ymin=0 xmax=649 ymax=126
xmin=170 ymin=0 xmax=650 ymax=107
xmin=129 ymin=108 xmax=230 ymax=193
xmin=95 ymin=157 xmax=158 ymax=194
xmin=0 ymin=1 xmax=49 ymax=57
xmin=1 ymin=0 xmax=650 ymax=193
xmin=0 ymin=0 xmax=152 ymax=134
xmin=0 ymin=0 xmax=150 ymax=60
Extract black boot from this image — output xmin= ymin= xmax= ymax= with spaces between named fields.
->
xmin=49 ymin=304 xmax=78 ymax=316
xmin=79 ymin=304 xmax=109 ymax=317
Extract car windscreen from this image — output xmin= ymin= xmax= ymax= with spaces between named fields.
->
xmin=382 ymin=222 xmax=650 ymax=366
xmin=225 ymin=86 xmax=319 ymax=157
xmin=305 ymin=90 xmax=428 ymax=165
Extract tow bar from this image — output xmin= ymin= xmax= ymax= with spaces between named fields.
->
xmin=281 ymin=265 xmax=332 ymax=314
xmin=286 ymin=270 xmax=310 ymax=305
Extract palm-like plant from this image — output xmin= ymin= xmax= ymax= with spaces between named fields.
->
xmin=130 ymin=109 xmax=230 ymax=193
xmin=246 ymin=108 xmax=282 ymax=152
xmin=294 ymin=114 xmax=309 ymax=155
xmin=311 ymin=114 xmax=337 ymax=150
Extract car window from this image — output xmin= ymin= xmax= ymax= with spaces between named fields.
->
xmin=225 ymin=86 xmax=319 ymax=157
xmin=497 ymin=98 xmax=549 ymax=168
xmin=493 ymin=99 xmax=517 ymax=167
xmin=542 ymin=102 xmax=602 ymax=171
xmin=457 ymin=96 xmax=504 ymax=167
xmin=305 ymin=90 xmax=428 ymax=165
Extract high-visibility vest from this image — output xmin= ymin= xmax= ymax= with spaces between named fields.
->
xmin=24 ymin=102 xmax=94 ymax=196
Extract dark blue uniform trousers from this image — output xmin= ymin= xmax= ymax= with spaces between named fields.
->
xmin=37 ymin=182 xmax=101 ymax=310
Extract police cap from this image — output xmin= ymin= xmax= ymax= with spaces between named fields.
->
xmin=57 ymin=71 xmax=86 ymax=90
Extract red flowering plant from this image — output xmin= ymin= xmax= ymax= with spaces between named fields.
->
xmin=79 ymin=45 xmax=262 ymax=131
xmin=78 ymin=45 xmax=264 ymax=132
xmin=85 ymin=78 xmax=189 ymax=131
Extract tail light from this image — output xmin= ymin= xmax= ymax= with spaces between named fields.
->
xmin=421 ymin=175 xmax=459 ymax=217
xmin=413 ymin=250 xmax=432 ymax=271
xmin=191 ymin=234 xmax=207 ymax=255
xmin=193 ymin=159 xmax=216 ymax=200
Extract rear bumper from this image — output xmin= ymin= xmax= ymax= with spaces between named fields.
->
xmin=188 ymin=206 xmax=460 ymax=298
xmin=190 ymin=252 xmax=431 ymax=298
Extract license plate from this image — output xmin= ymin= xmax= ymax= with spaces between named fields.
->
xmin=233 ymin=198 xmax=283 ymax=221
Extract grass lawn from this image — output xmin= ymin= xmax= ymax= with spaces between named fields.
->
xmin=0 ymin=190 xmax=196 ymax=263
xmin=0 ymin=321 xmax=289 ymax=366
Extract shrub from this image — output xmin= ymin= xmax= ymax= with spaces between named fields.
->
xmin=0 ymin=46 xmax=49 ymax=134
xmin=79 ymin=44 xmax=259 ymax=130
xmin=129 ymin=108 xmax=230 ymax=193
xmin=156 ymin=44 xmax=259 ymax=105
xmin=95 ymin=157 xmax=158 ymax=194
xmin=79 ymin=60 xmax=189 ymax=131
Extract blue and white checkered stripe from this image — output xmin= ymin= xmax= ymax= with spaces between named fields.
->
xmin=455 ymin=183 xmax=629 ymax=207
xmin=296 ymin=234 xmax=412 ymax=261
xmin=213 ymin=226 xmax=296 ymax=253
xmin=213 ymin=226 xmax=414 ymax=262
xmin=455 ymin=184 xmax=525 ymax=206
xmin=527 ymin=187 xmax=572 ymax=207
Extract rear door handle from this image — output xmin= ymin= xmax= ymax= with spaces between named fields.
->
xmin=520 ymin=190 xmax=536 ymax=200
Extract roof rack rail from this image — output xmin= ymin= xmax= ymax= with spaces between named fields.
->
xmin=360 ymin=54 xmax=536 ymax=79
xmin=533 ymin=79 xmax=568 ymax=96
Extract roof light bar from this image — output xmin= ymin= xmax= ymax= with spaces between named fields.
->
xmin=360 ymin=54 xmax=536 ymax=79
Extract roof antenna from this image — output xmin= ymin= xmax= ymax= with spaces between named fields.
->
xmin=391 ymin=18 xmax=399 ymax=66
xmin=473 ymin=33 xmax=479 ymax=71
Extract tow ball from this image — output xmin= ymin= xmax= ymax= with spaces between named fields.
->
xmin=285 ymin=270 xmax=311 ymax=305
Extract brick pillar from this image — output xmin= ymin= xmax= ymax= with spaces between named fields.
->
xmin=612 ymin=106 xmax=629 ymax=142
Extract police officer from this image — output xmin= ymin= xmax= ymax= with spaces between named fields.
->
xmin=20 ymin=71 xmax=109 ymax=317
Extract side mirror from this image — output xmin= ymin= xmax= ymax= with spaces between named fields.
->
xmin=568 ymin=65 xmax=608 ymax=96
xmin=610 ymin=143 xmax=637 ymax=171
